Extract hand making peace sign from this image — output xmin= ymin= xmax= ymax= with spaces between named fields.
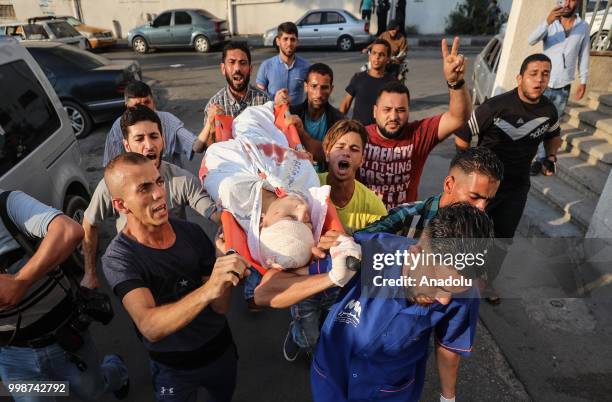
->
xmin=441 ymin=36 xmax=466 ymax=85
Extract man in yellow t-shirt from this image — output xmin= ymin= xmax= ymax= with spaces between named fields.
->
xmin=319 ymin=119 xmax=387 ymax=232
xmin=282 ymin=119 xmax=388 ymax=363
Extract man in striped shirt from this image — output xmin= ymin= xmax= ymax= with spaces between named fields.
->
xmin=201 ymin=41 xmax=270 ymax=143
xmin=359 ymin=147 xmax=502 ymax=238
xmin=103 ymin=81 xmax=208 ymax=168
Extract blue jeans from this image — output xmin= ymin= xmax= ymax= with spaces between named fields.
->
xmin=290 ymin=289 xmax=339 ymax=351
xmin=0 ymin=331 xmax=128 ymax=402
xmin=149 ymin=345 xmax=237 ymax=402
xmin=537 ymin=86 xmax=570 ymax=160
xmin=243 ymin=268 xmax=262 ymax=300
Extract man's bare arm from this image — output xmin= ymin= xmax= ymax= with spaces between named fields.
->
xmin=81 ymin=217 xmax=100 ymax=289
xmin=438 ymin=37 xmax=471 ymax=141
xmin=339 ymin=94 xmax=354 ymax=115
xmin=255 ymin=269 xmax=335 ymax=309
xmin=436 ymin=344 xmax=461 ymax=399
xmin=544 ymin=136 xmax=561 ymax=157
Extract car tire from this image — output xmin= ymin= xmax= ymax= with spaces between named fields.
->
xmin=337 ymin=35 xmax=354 ymax=51
xmin=591 ymin=30 xmax=610 ymax=51
xmin=194 ymin=35 xmax=211 ymax=53
xmin=63 ymin=101 xmax=92 ymax=138
xmin=132 ymin=36 xmax=149 ymax=54
xmin=62 ymin=194 xmax=89 ymax=274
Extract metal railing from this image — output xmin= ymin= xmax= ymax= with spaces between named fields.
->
xmin=582 ymin=0 xmax=612 ymax=51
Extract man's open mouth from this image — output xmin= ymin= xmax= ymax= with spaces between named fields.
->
xmin=152 ymin=204 xmax=166 ymax=214
xmin=145 ymin=152 xmax=157 ymax=160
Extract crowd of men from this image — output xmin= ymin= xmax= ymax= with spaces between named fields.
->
xmin=0 ymin=0 xmax=590 ymax=400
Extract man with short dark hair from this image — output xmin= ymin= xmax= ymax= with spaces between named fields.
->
xmin=201 ymin=41 xmax=270 ymax=143
xmin=103 ymin=81 xmax=209 ymax=168
xmin=360 ymin=38 xmax=471 ymax=208
xmin=82 ymin=105 xmax=215 ymax=289
xmin=363 ymin=20 xmax=407 ymax=78
xmin=101 ymin=152 xmax=248 ymax=402
xmin=360 ymin=146 xmax=503 ymax=237
xmin=340 ymin=38 xmax=397 ymax=126
xmin=256 ymin=22 xmax=310 ymax=105
xmin=455 ymin=53 xmax=561 ymax=304
xmin=285 ymin=63 xmax=345 ymax=167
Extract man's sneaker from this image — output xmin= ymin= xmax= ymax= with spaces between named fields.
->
xmin=530 ymin=160 xmax=542 ymax=176
xmin=111 ymin=354 xmax=130 ymax=400
xmin=283 ymin=323 xmax=301 ymax=362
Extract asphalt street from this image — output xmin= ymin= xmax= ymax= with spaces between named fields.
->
xmin=50 ymin=45 xmax=539 ymax=402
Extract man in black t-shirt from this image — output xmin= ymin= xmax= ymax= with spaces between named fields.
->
xmin=101 ymin=153 xmax=248 ymax=402
xmin=455 ymin=53 xmax=561 ymax=304
xmin=340 ymin=38 xmax=397 ymax=126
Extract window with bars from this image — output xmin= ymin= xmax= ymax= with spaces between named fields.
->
xmin=0 ymin=4 xmax=16 ymax=20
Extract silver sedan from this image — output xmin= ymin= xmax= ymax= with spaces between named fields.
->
xmin=263 ymin=9 xmax=373 ymax=51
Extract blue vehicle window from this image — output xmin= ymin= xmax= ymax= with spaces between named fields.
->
xmin=174 ymin=12 xmax=191 ymax=25
xmin=325 ymin=12 xmax=346 ymax=24
xmin=153 ymin=12 xmax=171 ymax=27
xmin=0 ymin=60 xmax=61 ymax=176
xmin=301 ymin=13 xmax=322 ymax=26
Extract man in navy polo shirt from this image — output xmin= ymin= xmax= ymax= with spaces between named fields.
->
xmin=311 ymin=203 xmax=494 ymax=402
xmin=257 ymin=21 xmax=310 ymax=105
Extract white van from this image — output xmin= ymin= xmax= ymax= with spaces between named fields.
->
xmin=0 ymin=36 xmax=90 ymax=269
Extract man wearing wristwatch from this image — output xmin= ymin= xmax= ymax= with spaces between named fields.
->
xmin=455 ymin=53 xmax=561 ymax=305
xmin=359 ymin=37 xmax=471 ymax=209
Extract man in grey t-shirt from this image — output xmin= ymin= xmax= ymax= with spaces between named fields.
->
xmin=82 ymin=105 xmax=216 ymax=289
xmin=0 ymin=190 xmax=129 ymax=400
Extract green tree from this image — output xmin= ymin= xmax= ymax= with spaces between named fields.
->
xmin=445 ymin=0 xmax=491 ymax=35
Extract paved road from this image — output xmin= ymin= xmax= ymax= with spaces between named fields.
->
xmin=68 ymin=46 xmax=531 ymax=402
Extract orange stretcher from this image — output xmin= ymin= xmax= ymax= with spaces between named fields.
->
xmin=203 ymin=104 xmax=344 ymax=275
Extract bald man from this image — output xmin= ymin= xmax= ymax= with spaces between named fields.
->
xmin=101 ymin=152 xmax=248 ymax=402
xmin=82 ymin=105 xmax=216 ymax=289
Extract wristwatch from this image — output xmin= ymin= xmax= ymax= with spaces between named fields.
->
xmin=447 ymin=79 xmax=465 ymax=90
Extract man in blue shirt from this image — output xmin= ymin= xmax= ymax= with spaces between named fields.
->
xmin=256 ymin=22 xmax=310 ymax=105
xmin=312 ymin=203 xmax=494 ymax=402
xmin=528 ymin=0 xmax=590 ymax=176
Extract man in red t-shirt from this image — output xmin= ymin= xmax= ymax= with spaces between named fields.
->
xmin=360 ymin=37 xmax=472 ymax=208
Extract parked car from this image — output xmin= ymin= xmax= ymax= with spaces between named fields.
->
xmin=586 ymin=1 xmax=611 ymax=51
xmin=128 ymin=8 xmax=229 ymax=53
xmin=0 ymin=36 xmax=90 ymax=270
xmin=0 ymin=19 xmax=86 ymax=48
xmin=29 ymin=15 xmax=116 ymax=50
xmin=263 ymin=9 xmax=373 ymax=51
xmin=24 ymin=41 xmax=141 ymax=137
xmin=471 ymin=33 xmax=504 ymax=105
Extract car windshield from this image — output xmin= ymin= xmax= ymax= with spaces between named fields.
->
xmin=29 ymin=45 xmax=108 ymax=71
xmin=342 ymin=10 xmax=359 ymax=21
xmin=195 ymin=9 xmax=217 ymax=19
xmin=65 ymin=17 xmax=82 ymax=26
xmin=47 ymin=21 xmax=80 ymax=38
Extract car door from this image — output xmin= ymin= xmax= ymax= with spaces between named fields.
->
xmin=171 ymin=11 xmax=193 ymax=46
xmin=148 ymin=12 xmax=172 ymax=46
xmin=298 ymin=12 xmax=323 ymax=46
xmin=483 ymin=39 xmax=501 ymax=99
xmin=320 ymin=12 xmax=347 ymax=46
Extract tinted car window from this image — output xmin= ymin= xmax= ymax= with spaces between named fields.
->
xmin=0 ymin=60 xmax=61 ymax=176
xmin=174 ymin=11 xmax=192 ymax=25
xmin=486 ymin=40 xmax=501 ymax=69
xmin=154 ymin=12 xmax=171 ymax=27
xmin=27 ymin=46 xmax=106 ymax=73
xmin=302 ymin=13 xmax=322 ymax=26
xmin=46 ymin=21 xmax=80 ymax=38
xmin=23 ymin=24 xmax=49 ymax=40
xmin=325 ymin=12 xmax=346 ymax=24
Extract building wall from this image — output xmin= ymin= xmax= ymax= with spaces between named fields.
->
xmin=7 ymin=0 xmax=513 ymax=37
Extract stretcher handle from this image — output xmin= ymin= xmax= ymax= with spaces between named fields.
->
xmin=346 ymin=256 xmax=361 ymax=272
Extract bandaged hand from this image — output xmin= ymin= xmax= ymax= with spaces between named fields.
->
xmin=329 ymin=235 xmax=361 ymax=287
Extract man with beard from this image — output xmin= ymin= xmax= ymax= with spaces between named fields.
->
xmin=340 ymin=39 xmax=397 ymax=126
xmin=281 ymin=119 xmax=387 ymax=362
xmin=528 ymin=0 xmax=589 ymax=176
xmin=103 ymin=81 xmax=208 ymax=169
xmin=257 ymin=22 xmax=310 ymax=106
xmin=360 ymin=38 xmax=471 ymax=209
xmin=285 ymin=63 xmax=345 ymax=169
xmin=81 ymin=106 xmax=216 ymax=289
xmin=455 ymin=53 xmax=561 ymax=304
xmin=201 ymin=41 xmax=270 ymax=143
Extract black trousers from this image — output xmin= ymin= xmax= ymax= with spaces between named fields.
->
xmin=484 ymin=179 xmax=530 ymax=283
xmin=377 ymin=9 xmax=389 ymax=35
